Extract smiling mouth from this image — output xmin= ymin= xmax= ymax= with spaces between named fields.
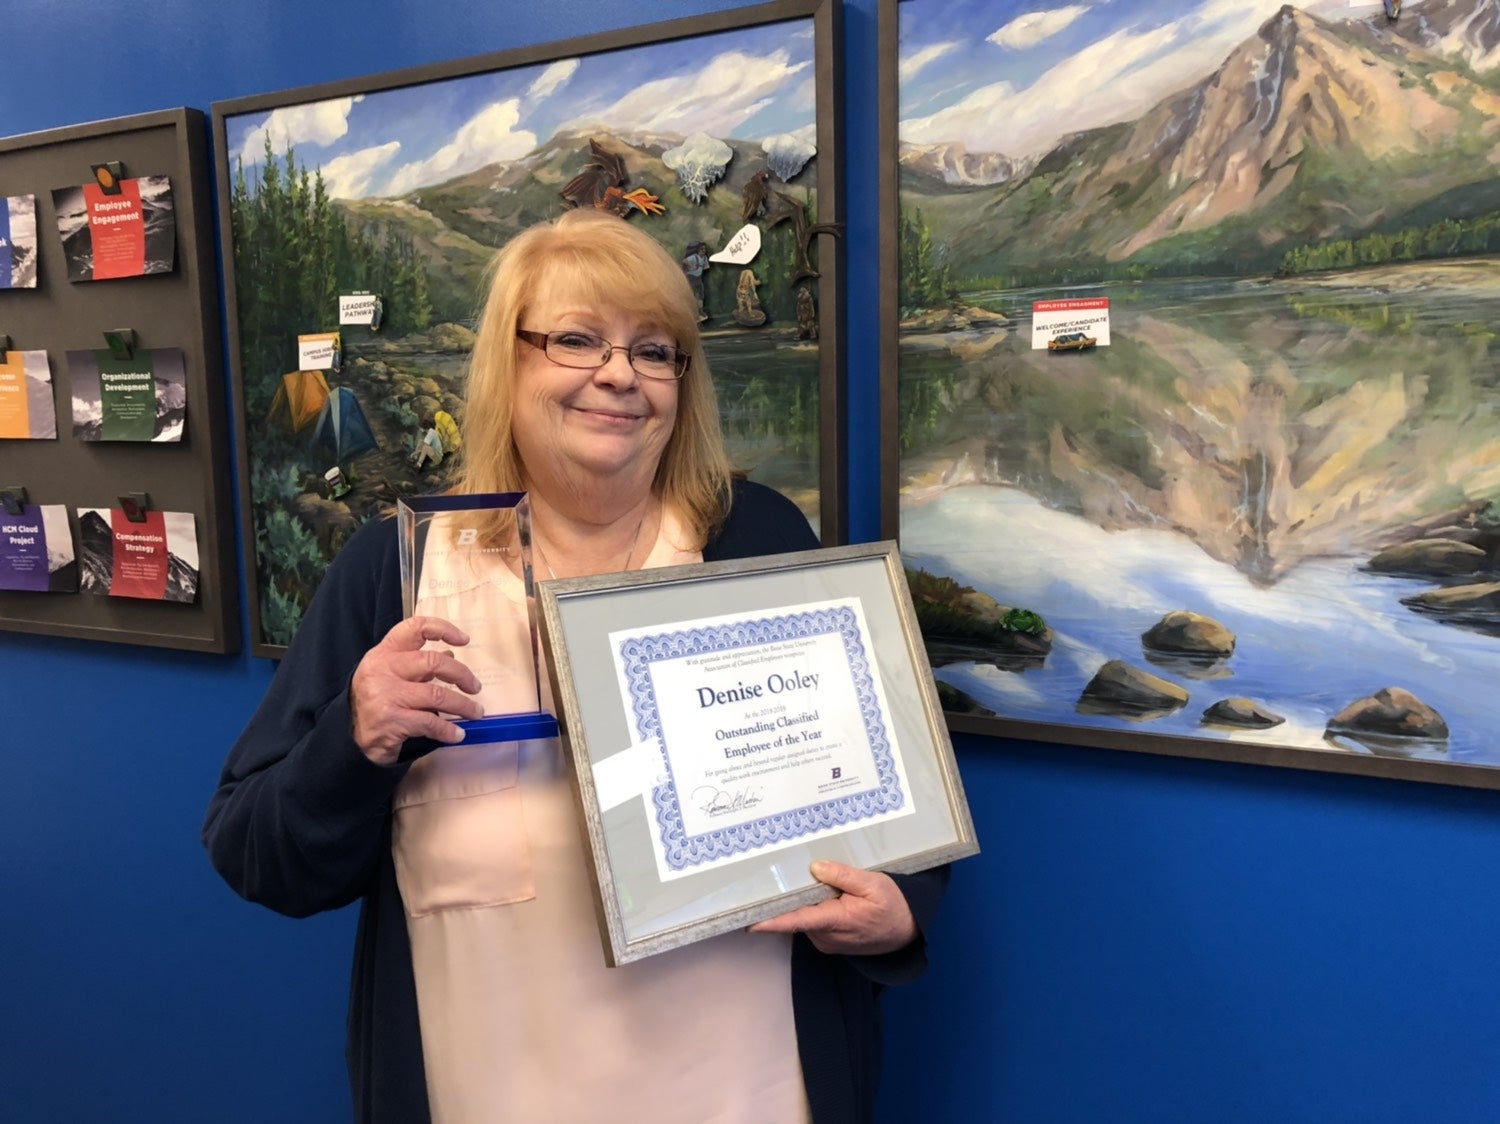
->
xmin=575 ymin=405 xmax=645 ymax=422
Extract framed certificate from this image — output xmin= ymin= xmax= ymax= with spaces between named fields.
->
xmin=539 ymin=541 xmax=978 ymax=966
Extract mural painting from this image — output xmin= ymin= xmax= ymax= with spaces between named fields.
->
xmin=219 ymin=7 xmax=831 ymax=650
xmin=891 ymin=0 xmax=1500 ymax=778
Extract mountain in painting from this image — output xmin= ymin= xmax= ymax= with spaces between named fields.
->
xmin=909 ymin=0 xmax=1500 ymax=280
xmin=1375 ymin=0 xmax=1500 ymax=71
xmin=898 ymin=141 xmax=1030 ymax=188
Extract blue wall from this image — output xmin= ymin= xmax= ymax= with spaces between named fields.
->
xmin=4 ymin=1 xmax=1499 ymax=1121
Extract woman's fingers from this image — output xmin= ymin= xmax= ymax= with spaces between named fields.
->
xmin=380 ymin=676 xmax=486 ymax=724
xmin=384 ymin=615 xmax=472 ymax=652
xmin=748 ymin=861 xmax=918 ymax=956
xmin=386 ymin=645 xmax=484 ymax=697
xmin=350 ymin=616 xmax=484 ymax=764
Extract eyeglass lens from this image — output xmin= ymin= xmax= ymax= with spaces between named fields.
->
xmin=545 ymin=331 xmax=683 ymax=378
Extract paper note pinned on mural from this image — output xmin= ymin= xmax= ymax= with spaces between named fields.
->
xmin=1032 ymin=298 xmax=1111 ymax=350
xmin=298 ymin=332 xmax=342 ymax=370
xmin=339 ymin=293 xmax=382 ymax=327
xmin=710 ymin=225 xmax=761 ymax=265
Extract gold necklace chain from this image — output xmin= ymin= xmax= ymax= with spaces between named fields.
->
xmin=533 ymin=503 xmax=653 ymax=580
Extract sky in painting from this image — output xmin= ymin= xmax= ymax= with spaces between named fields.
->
xmin=226 ymin=20 xmax=817 ymax=200
xmin=898 ymin=0 xmax=1421 ymax=158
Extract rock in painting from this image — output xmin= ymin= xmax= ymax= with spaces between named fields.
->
xmin=1327 ymin=687 xmax=1448 ymax=741
xmin=1201 ymin=697 xmax=1285 ymax=729
xmin=898 ymin=302 xmax=1010 ymax=334
xmin=907 ymin=567 xmax=1052 ymax=667
xmin=1367 ymin=538 xmax=1487 ymax=578
xmin=1077 ymin=660 xmax=1188 ymax=718
xmin=937 ymin=680 xmax=993 ymax=717
xmin=1400 ymin=582 xmax=1500 ymax=632
xmin=1141 ymin=611 xmax=1235 ymax=656
xmin=1402 ymin=582 xmax=1500 ymax=615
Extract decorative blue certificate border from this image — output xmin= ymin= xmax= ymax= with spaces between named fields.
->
xmin=617 ymin=604 xmax=906 ymax=871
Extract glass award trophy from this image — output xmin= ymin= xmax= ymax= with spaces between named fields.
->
xmin=397 ymin=492 xmax=559 ymax=745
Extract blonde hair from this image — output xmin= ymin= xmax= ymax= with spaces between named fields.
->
xmin=452 ymin=209 xmax=732 ymax=546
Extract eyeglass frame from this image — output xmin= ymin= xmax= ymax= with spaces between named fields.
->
xmin=516 ymin=328 xmax=691 ymax=380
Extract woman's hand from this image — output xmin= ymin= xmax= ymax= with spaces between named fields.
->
xmin=749 ymin=860 xmax=918 ymax=956
xmin=349 ymin=616 xmax=485 ymax=766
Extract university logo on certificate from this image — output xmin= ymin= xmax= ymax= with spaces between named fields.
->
xmin=608 ymin=596 xmax=917 ymax=882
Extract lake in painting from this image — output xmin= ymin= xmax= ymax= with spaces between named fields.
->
xmin=898 ymin=265 xmax=1500 ymax=769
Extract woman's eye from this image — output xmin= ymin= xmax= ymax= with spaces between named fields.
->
xmin=633 ymin=343 xmax=673 ymax=364
xmin=552 ymin=332 xmax=598 ymax=352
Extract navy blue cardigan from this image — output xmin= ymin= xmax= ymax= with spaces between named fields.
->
xmin=204 ymin=480 xmax=948 ymax=1122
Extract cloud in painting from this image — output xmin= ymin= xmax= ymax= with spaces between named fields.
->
xmin=903 ymin=1 xmax=1326 ymax=159
xmin=527 ymin=58 xmax=579 ymax=103
xmin=238 ymin=96 xmax=361 ymax=168
xmin=320 ymin=142 xmax=402 ymax=200
xmin=382 ymin=100 xmax=538 ymax=197
xmin=580 ymin=48 xmax=810 ymax=137
xmin=900 ymin=41 xmax=962 ymax=84
xmin=987 ymin=5 xmax=1090 ymax=50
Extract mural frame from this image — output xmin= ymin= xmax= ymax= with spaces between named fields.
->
xmin=879 ymin=0 xmax=1500 ymax=790
xmin=214 ymin=0 xmax=846 ymax=659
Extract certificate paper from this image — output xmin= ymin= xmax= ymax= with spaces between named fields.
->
xmin=610 ymin=597 xmax=915 ymax=881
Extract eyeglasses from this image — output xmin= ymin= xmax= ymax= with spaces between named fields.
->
xmin=517 ymin=328 xmax=690 ymax=380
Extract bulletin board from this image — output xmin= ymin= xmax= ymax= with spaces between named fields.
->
xmin=0 ymin=107 xmax=239 ymax=653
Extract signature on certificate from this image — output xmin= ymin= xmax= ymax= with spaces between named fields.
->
xmin=693 ymin=785 xmax=765 ymax=817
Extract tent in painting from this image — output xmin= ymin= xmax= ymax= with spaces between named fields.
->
xmin=313 ymin=385 xmax=380 ymax=463
xmin=267 ymin=369 xmax=331 ymax=432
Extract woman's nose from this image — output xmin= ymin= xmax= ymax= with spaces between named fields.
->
xmin=593 ymin=346 xmax=639 ymax=387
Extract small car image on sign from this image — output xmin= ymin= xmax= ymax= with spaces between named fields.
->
xmin=1047 ymin=331 xmax=1097 ymax=352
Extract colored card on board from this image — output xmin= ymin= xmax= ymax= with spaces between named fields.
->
xmin=67 ymin=347 xmax=187 ymax=442
xmin=0 ymin=504 xmax=76 ymax=593
xmin=50 ymin=175 xmax=176 ymax=282
xmin=76 ymin=507 xmax=199 ymax=603
xmin=0 ymin=195 xmax=39 ymax=289
xmin=0 ymin=350 xmax=57 ymax=439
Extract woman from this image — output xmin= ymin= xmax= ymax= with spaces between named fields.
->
xmin=204 ymin=210 xmax=947 ymax=1123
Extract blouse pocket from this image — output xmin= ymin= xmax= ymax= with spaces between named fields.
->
xmin=392 ymin=742 xmax=535 ymax=917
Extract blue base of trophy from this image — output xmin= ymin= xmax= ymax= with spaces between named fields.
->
xmin=457 ymin=712 xmax=560 ymax=745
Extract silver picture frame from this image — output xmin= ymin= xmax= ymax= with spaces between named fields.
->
xmin=538 ymin=540 xmax=978 ymax=966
